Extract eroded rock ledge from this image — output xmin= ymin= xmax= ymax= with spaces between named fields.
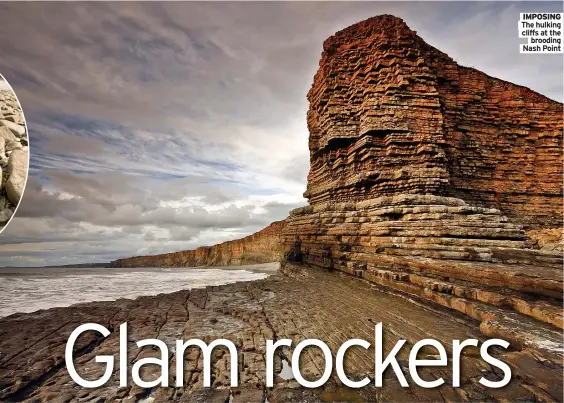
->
xmin=110 ymin=220 xmax=286 ymax=268
xmin=304 ymin=14 xmax=562 ymax=229
xmin=0 ymin=267 xmax=562 ymax=402
xmin=282 ymin=14 xmax=563 ymax=375
xmin=103 ymin=15 xmax=563 ymax=397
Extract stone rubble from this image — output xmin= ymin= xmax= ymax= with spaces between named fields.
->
xmin=0 ymin=85 xmax=28 ymax=229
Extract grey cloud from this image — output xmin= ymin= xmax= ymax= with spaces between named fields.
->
xmin=0 ymin=2 xmax=560 ymax=266
xmin=18 ymin=172 xmax=286 ymax=230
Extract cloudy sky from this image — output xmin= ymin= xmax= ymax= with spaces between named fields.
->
xmin=0 ymin=2 xmax=561 ymax=266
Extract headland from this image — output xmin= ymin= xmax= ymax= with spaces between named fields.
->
xmin=1 ymin=15 xmax=562 ymax=402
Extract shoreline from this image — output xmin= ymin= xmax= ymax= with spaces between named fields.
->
xmin=0 ymin=264 xmax=562 ymax=402
xmin=0 ymin=263 xmax=279 ymax=320
xmin=0 ymin=262 xmax=280 ymax=273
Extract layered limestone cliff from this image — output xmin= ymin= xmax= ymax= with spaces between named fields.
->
xmin=111 ymin=220 xmax=285 ymax=268
xmin=304 ymin=15 xmax=562 ymax=228
xmin=283 ymin=15 xmax=563 ymax=363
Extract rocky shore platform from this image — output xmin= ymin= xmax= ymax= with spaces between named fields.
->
xmin=1 ymin=264 xmax=562 ymax=403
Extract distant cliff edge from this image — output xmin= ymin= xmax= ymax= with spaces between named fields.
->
xmin=109 ymin=220 xmax=285 ymax=268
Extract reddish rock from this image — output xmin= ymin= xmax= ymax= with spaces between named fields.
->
xmin=305 ymin=15 xmax=562 ymax=229
xmin=1 ymin=15 xmax=562 ymax=401
xmin=110 ymin=220 xmax=285 ymax=268
xmin=283 ymin=15 xmax=563 ymax=363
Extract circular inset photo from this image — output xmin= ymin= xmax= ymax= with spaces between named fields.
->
xmin=0 ymin=74 xmax=29 ymax=232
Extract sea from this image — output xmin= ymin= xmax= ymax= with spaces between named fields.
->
xmin=0 ymin=263 xmax=278 ymax=318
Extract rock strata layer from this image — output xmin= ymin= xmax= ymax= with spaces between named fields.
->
xmin=1 ymin=267 xmax=562 ymax=402
xmin=110 ymin=220 xmax=286 ymax=268
xmin=304 ymin=15 xmax=562 ymax=229
xmin=0 ymin=86 xmax=28 ymax=229
xmin=283 ymin=14 xmax=563 ymax=372
xmin=95 ymin=15 xmax=563 ymax=397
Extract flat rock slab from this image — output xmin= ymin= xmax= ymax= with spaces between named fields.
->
xmin=0 ymin=267 xmax=561 ymax=402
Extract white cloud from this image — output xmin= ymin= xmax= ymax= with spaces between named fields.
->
xmin=0 ymin=2 xmax=560 ymax=265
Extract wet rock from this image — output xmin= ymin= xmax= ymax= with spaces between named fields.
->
xmin=0 ymin=269 xmax=561 ymax=401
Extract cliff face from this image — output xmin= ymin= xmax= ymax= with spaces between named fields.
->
xmin=110 ymin=220 xmax=285 ymax=268
xmin=283 ymin=15 xmax=563 ymax=359
xmin=288 ymin=15 xmax=562 ymax=267
xmin=305 ymin=15 xmax=562 ymax=228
